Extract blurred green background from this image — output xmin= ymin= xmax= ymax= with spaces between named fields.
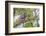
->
xmin=13 ymin=8 xmax=39 ymax=28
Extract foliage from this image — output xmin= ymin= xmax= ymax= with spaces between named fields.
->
xmin=13 ymin=8 xmax=39 ymax=28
